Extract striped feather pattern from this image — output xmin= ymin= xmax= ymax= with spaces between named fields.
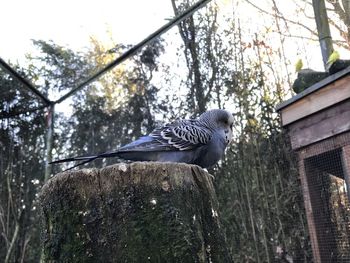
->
xmin=150 ymin=119 xmax=212 ymax=151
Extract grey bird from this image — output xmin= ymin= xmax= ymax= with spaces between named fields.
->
xmin=50 ymin=109 xmax=234 ymax=170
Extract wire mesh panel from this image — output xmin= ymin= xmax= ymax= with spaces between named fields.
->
xmin=302 ymin=148 xmax=350 ymax=262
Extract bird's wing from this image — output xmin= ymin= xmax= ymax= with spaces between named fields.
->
xmin=119 ymin=120 xmax=212 ymax=152
xmin=151 ymin=119 xmax=212 ymax=150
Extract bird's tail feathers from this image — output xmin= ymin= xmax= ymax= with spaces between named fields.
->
xmin=62 ymin=157 xmax=99 ymax=172
xmin=49 ymin=155 xmax=99 ymax=164
xmin=50 ymin=151 xmax=121 ymax=172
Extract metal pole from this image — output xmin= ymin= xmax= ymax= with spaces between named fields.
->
xmin=55 ymin=0 xmax=211 ymax=104
xmin=0 ymin=57 xmax=52 ymax=106
xmin=312 ymin=0 xmax=334 ymax=70
xmin=44 ymin=104 xmax=54 ymax=181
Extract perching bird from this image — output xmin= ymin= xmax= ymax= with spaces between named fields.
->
xmin=326 ymin=50 xmax=340 ymax=70
xmin=51 ymin=109 xmax=234 ymax=170
xmin=294 ymin=58 xmax=303 ymax=73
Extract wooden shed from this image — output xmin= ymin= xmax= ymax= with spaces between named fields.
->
xmin=277 ymin=67 xmax=350 ymax=262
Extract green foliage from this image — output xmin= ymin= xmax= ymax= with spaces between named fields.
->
xmin=0 ymin=68 xmax=46 ymax=262
xmin=169 ymin=2 xmax=312 ymax=261
xmin=1 ymin=39 xmax=167 ymax=261
xmin=29 ymin=40 xmax=93 ymax=93
xmin=64 ymin=39 xmax=167 ymax=168
xmin=215 ymin=130 xmax=312 ymax=262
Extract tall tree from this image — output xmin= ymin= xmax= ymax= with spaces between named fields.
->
xmin=0 ymin=37 xmax=166 ymax=261
xmin=0 ymin=66 xmax=47 ymax=262
xmin=168 ymin=0 xmax=312 ymax=261
xmin=65 ymin=38 xmax=166 ymax=168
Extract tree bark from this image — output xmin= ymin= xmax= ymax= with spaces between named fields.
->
xmin=40 ymin=162 xmax=232 ymax=262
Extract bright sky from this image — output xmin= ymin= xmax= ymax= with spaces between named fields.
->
xmin=0 ymin=0 xmax=174 ymax=63
xmin=0 ymin=0 xmax=182 ymax=114
xmin=3 ymin=0 xmax=349 ymax=118
xmin=1 ymin=0 xmax=333 ymax=68
xmin=2 ymin=0 xmax=349 ymax=103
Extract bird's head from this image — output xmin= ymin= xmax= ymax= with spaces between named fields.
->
xmin=200 ymin=109 xmax=234 ymax=144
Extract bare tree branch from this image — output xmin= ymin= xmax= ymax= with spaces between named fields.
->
xmin=4 ymin=214 xmax=20 ymax=263
xmin=245 ymin=0 xmax=317 ymax=37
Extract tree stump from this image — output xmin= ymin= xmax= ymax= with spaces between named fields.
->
xmin=40 ymin=162 xmax=232 ymax=262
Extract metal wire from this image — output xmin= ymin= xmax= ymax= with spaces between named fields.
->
xmin=0 ymin=57 xmax=52 ymax=106
xmin=54 ymin=0 xmax=211 ymax=104
xmin=1 ymin=0 xmax=212 ymax=117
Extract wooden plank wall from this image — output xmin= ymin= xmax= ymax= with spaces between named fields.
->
xmin=288 ymin=99 xmax=350 ymax=150
xmin=281 ymin=75 xmax=350 ymax=126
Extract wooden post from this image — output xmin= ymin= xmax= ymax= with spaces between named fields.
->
xmin=342 ymin=145 xmax=350 ymax=202
xmin=44 ymin=104 xmax=54 ymax=182
xmin=312 ymin=0 xmax=334 ymax=70
xmin=39 ymin=162 xmax=232 ymax=262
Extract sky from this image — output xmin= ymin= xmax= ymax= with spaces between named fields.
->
xmin=0 ymin=0 xmax=181 ymax=114
xmin=1 ymin=0 xmax=349 ymax=109
xmin=1 ymin=0 xmax=338 ymax=70
xmin=0 ymin=0 xmax=175 ymax=63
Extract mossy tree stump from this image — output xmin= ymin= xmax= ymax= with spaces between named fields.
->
xmin=40 ymin=162 xmax=232 ymax=262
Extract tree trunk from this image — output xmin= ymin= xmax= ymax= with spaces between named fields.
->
xmin=39 ymin=162 xmax=232 ymax=262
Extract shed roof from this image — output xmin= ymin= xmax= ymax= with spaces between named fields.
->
xmin=276 ymin=66 xmax=350 ymax=111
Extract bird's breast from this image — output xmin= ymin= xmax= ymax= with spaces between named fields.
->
xmin=194 ymin=134 xmax=227 ymax=168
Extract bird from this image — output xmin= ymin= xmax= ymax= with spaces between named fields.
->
xmin=50 ymin=109 xmax=234 ymax=170
xmin=294 ymin=58 xmax=303 ymax=73
xmin=326 ymin=50 xmax=340 ymax=70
